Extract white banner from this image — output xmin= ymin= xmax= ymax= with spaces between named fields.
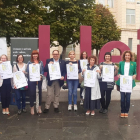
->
xmin=0 ymin=61 xmax=13 ymax=79
xmin=48 ymin=63 xmax=61 ymax=81
xmin=29 ymin=64 xmax=40 ymax=81
xmin=84 ymin=70 xmax=96 ymax=87
xmin=0 ymin=37 xmax=7 ymax=56
xmin=13 ymin=71 xmax=28 ymax=89
xmin=120 ymin=75 xmax=132 ymax=93
xmin=102 ymin=65 xmax=114 ymax=82
xmin=66 ymin=64 xmax=78 ymax=79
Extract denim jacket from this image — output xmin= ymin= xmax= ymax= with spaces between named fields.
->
xmin=26 ymin=61 xmax=44 ymax=80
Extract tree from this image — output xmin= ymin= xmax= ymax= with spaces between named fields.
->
xmin=43 ymin=0 xmax=94 ymax=59
xmin=0 ymin=0 xmax=47 ymax=44
xmin=91 ymin=4 xmax=121 ymax=56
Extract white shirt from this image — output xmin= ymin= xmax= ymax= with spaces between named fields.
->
xmin=124 ymin=62 xmax=130 ymax=76
xmin=53 ymin=59 xmax=59 ymax=64
xmin=18 ymin=63 xmax=26 ymax=71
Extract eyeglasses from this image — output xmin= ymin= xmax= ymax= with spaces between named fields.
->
xmin=53 ymin=54 xmax=59 ymax=55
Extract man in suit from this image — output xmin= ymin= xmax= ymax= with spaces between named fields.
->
xmin=43 ymin=50 xmax=66 ymax=113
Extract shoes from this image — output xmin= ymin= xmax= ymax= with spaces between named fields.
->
xmin=80 ymin=100 xmax=83 ymax=106
xmin=102 ymin=109 xmax=108 ymax=114
xmin=18 ymin=110 xmax=22 ymax=115
xmin=74 ymin=105 xmax=78 ymax=111
xmin=2 ymin=112 xmax=6 ymax=115
xmin=120 ymin=113 xmax=125 ymax=118
xmin=124 ymin=113 xmax=128 ymax=118
xmin=86 ymin=111 xmax=90 ymax=115
xmin=91 ymin=111 xmax=95 ymax=116
xmin=43 ymin=109 xmax=49 ymax=113
xmin=99 ymin=108 xmax=104 ymax=113
xmin=68 ymin=105 xmax=72 ymax=111
xmin=31 ymin=107 xmax=34 ymax=115
xmin=22 ymin=108 xmax=27 ymax=113
xmin=54 ymin=108 xmax=59 ymax=113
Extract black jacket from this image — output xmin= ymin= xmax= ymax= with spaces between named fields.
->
xmin=44 ymin=58 xmax=66 ymax=87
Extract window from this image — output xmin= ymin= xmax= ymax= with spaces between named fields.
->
xmin=128 ymin=38 xmax=133 ymax=50
xmin=126 ymin=0 xmax=135 ymax=2
xmin=126 ymin=9 xmax=135 ymax=24
xmin=98 ymin=0 xmax=105 ymax=5
xmin=108 ymin=0 xmax=114 ymax=8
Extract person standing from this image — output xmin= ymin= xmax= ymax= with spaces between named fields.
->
xmin=26 ymin=50 xmax=44 ymax=115
xmin=78 ymin=51 xmax=88 ymax=106
xmin=66 ymin=51 xmax=81 ymax=111
xmin=82 ymin=56 xmax=101 ymax=115
xmin=116 ymin=50 xmax=137 ymax=118
xmin=0 ymin=54 xmax=12 ymax=115
xmin=99 ymin=52 xmax=118 ymax=114
xmin=43 ymin=50 xmax=66 ymax=113
xmin=12 ymin=54 xmax=27 ymax=115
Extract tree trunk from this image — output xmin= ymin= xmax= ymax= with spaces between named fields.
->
xmin=62 ymin=46 xmax=66 ymax=60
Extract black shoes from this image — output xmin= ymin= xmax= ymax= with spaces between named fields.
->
xmin=99 ymin=108 xmax=108 ymax=114
xmin=54 ymin=108 xmax=59 ymax=113
xmin=43 ymin=109 xmax=49 ymax=113
xmin=102 ymin=109 xmax=108 ymax=114
xmin=99 ymin=108 xmax=104 ymax=113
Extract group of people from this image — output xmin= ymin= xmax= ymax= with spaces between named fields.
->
xmin=0 ymin=49 xmax=137 ymax=118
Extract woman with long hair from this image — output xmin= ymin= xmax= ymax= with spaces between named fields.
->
xmin=116 ymin=50 xmax=137 ymax=118
xmin=26 ymin=50 xmax=44 ymax=115
xmin=0 ymin=54 xmax=12 ymax=115
xmin=78 ymin=51 xmax=88 ymax=106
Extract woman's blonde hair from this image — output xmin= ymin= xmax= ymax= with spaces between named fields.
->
xmin=68 ymin=50 xmax=75 ymax=56
xmin=0 ymin=54 xmax=8 ymax=61
xmin=122 ymin=50 xmax=135 ymax=62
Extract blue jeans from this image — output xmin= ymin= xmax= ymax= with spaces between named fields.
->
xmin=120 ymin=92 xmax=131 ymax=113
xmin=67 ymin=80 xmax=79 ymax=105
xmin=15 ymin=89 xmax=26 ymax=110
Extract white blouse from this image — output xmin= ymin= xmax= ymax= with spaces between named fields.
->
xmin=124 ymin=62 xmax=130 ymax=76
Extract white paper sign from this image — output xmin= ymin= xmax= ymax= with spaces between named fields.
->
xmin=29 ymin=64 xmax=40 ymax=81
xmin=80 ymin=60 xmax=88 ymax=70
xmin=0 ymin=37 xmax=7 ymax=56
xmin=84 ymin=70 xmax=96 ymax=87
xmin=120 ymin=75 xmax=132 ymax=93
xmin=0 ymin=61 xmax=13 ymax=79
xmin=66 ymin=64 xmax=78 ymax=79
xmin=48 ymin=63 xmax=61 ymax=81
xmin=102 ymin=65 xmax=114 ymax=82
xmin=13 ymin=71 xmax=28 ymax=89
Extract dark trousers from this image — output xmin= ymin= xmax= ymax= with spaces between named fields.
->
xmin=100 ymin=90 xmax=112 ymax=109
xmin=120 ymin=92 xmax=131 ymax=113
xmin=1 ymin=83 xmax=11 ymax=109
xmin=15 ymin=89 xmax=26 ymax=110
xmin=28 ymin=81 xmax=42 ymax=107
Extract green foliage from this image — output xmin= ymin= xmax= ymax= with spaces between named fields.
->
xmin=91 ymin=4 xmax=121 ymax=52
xmin=0 ymin=0 xmax=47 ymax=44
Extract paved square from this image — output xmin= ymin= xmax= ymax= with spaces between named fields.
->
xmin=0 ymin=101 xmax=140 ymax=140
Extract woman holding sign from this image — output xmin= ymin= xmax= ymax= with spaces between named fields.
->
xmin=0 ymin=54 xmax=12 ymax=115
xmin=82 ymin=56 xmax=101 ymax=115
xmin=26 ymin=50 xmax=44 ymax=115
xmin=99 ymin=52 xmax=118 ymax=114
xmin=78 ymin=51 xmax=88 ymax=106
xmin=66 ymin=51 xmax=81 ymax=111
xmin=12 ymin=54 xmax=27 ymax=115
xmin=116 ymin=50 xmax=136 ymax=118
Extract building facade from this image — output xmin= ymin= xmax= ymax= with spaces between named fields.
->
xmin=96 ymin=0 xmax=140 ymax=55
